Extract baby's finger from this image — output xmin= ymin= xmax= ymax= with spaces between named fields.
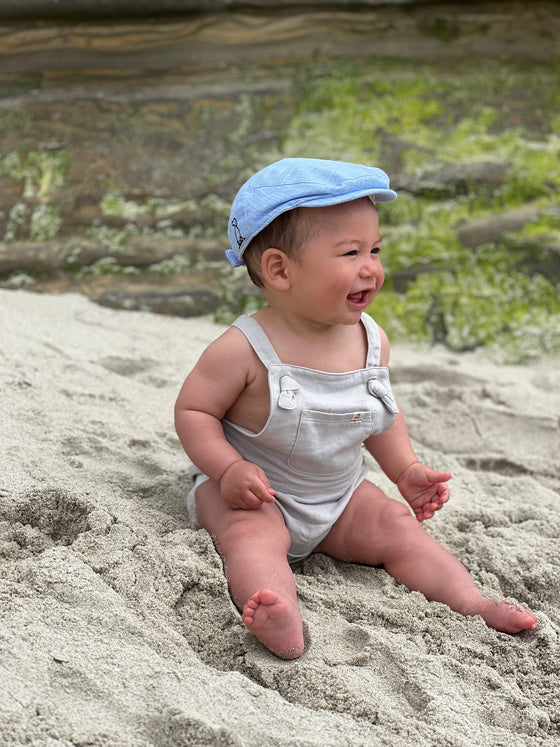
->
xmin=245 ymin=480 xmax=276 ymax=506
xmin=253 ymin=474 xmax=276 ymax=503
xmin=238 ymin=488 xmax=270 ymax=509
xmin=249 ymin=484 xmax=274 ymax=504
xmin=260 ymin=487 xmax=276 ymax=503
xmin=433 ymin=470 xmax=452 ymax=483
xmin=413 ymin=506 xmax=426 ymax=522
xmin=236 ymin=496 xmax=261 ymax=510
xmin=437 ymin=491 xmax=449 ymax=508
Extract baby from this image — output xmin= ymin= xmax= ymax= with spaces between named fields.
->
xmin=175 ymin=158 xmax=537 ymax=659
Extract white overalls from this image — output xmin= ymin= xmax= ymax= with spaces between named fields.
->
xmin=187 ymin=313 xmax=399 ymax=562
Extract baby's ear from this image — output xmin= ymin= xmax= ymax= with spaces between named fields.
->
xmin=261 ymin=248 xmax=291 ymax=290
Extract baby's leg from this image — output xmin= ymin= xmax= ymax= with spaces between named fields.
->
xmin=195 ymin=479 xmax=305 ymax=659
xmin=316 ymin=480 xmax=537 ymax=633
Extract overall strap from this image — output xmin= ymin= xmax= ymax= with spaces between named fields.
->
xmin=361 ymin=313 xmax=382 ymax=367
xmin=232 ymin=315 xmax=282 ymax=369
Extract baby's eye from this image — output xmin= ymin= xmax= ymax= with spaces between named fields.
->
xmin=344 ymin=249 xmax=358 ymax=256
xmin=371 ymin=246 xmax=381 ymax=255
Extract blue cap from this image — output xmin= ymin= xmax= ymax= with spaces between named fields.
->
xmin=226 ymin=157 xmax=397 ymax=267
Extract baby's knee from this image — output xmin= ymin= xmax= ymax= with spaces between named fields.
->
xmin=378 ymin=498 xmax=414 ymax=528
xmin=222 ymin=507 xmax=291 ymax=552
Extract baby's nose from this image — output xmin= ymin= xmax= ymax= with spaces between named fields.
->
xmin=360 ymin=256 xmax=380 ymax=277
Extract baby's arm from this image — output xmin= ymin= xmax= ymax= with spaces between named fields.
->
xmin=174 ymin=328 xmax=275 ymax=510
xmin=365 ymin=412 xmax=450 ymax=522
xmin=364 ymin=325 xmax=450 ymax=522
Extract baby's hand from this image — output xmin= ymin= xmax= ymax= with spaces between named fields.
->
xmin=396 ymin=462 xmax=451 ymax=522
xmin=219 ymin=460 xmax=276 ymax=510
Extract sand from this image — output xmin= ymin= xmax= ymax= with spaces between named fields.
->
xmin=1 ymin=287 xmax=559 ymax=746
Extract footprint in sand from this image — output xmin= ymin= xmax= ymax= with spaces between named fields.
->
xmin=9 ymin=487 xmax=92 ymax=547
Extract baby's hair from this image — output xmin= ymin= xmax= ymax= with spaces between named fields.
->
xmin=243 ymin=207 xmax=313 ymax=288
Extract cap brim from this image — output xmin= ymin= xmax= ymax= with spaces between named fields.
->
xmin=298 ymin=187 xmax=397 ymax=207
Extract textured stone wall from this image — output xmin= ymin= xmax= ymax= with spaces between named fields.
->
xmin=1 ymin=1 xmax=558 ymax=319
xmin=1 ymin=2 xmax=559 ymax=75
xmin=0 ymin=0 xmax=468 ymax=20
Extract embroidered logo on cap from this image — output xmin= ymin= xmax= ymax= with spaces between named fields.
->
xmin=231 ymin=218 xmax=245 ymax=248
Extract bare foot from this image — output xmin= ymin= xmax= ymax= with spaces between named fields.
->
xmin=464 ymin=597 xmax=538 ymax=633
xmin=242 ymin=588 xmax=305 ymax=660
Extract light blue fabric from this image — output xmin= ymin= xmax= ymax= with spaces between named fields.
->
xmin=187 ymin=313 xmax=399 ymax=563
xmin=226 ymin=158 xmax=397 ymax=267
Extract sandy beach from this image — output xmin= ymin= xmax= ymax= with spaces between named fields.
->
xmin=1 ymin=287 xmax=559 ymax=746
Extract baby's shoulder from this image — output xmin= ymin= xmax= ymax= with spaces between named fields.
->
xmin=201 ymin=324 xmax=258 ymax=373
xmin=375 ymin=323 xmax=391 ymax=367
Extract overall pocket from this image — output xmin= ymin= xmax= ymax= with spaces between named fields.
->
xmin=287 ymin=410 xmax=374 ymax=476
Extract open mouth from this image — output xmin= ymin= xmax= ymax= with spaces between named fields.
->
xmin=347 ymin=290 xmax=370 ymax=308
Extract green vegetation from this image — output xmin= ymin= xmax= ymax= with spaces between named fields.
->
xmin=1 ymin=147 xmax=68 ymax=242
xmin=281 ymin=59 xmax=560 ymax=362
xmin=0 ymin=147 xmax=68 ymax=201
xmin=100 ymin=192 xmax=199 ymax=222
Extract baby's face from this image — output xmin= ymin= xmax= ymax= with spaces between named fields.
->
xmin=285 ymin=197 xmax=384 ymax=326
